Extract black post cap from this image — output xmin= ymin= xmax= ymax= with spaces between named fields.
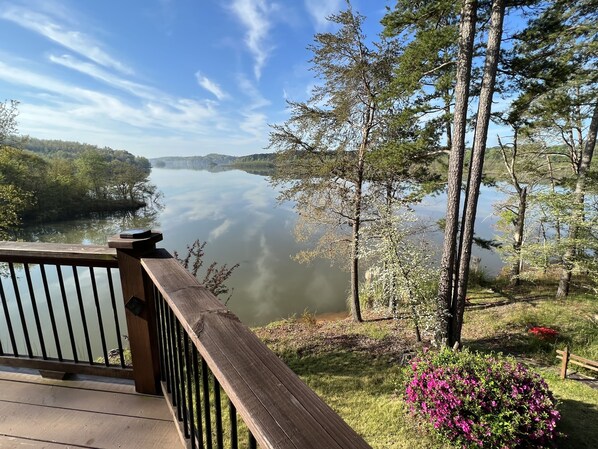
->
xmin=120 ymin=229 xmax=152 ymax=239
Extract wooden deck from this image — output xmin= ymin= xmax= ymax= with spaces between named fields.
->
xmin=0 ymin=368 xmax=181 ymax=448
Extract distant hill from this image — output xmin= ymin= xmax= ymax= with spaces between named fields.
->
xmin=151 ymin=153 xmax=276 ymax=173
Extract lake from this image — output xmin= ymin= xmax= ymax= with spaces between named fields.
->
xmin=17 ymin=168 xmax=505 ymax=327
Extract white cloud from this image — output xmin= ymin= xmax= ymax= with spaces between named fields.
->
xmin=49 ymin=54 xmax=162 ymax=101
xmin=304 ymin=0 xmax=342 ymax=30
xmin=0 ymin=3 xmax=275 ymax=156
xmin=229 ymin=0 xmax=274 ymax=79
xmin=237 ymin=74 xmax=270 ymax=110
xmin=0 ymin=60 xmax=223 ymax=137
xmin=0 ymin=5 xmax=133 ymax=74
xmin=209 ymin=219 xmax=234 ymax=241
xmin=240 ymin=111 xmax=268 ymax=139
xmin=195 ymin=71 xmax=229 ymax=101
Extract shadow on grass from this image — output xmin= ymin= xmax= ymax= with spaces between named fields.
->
xmin=465 ymin=334 xmax=559 ymax=359
xmin=556 ymin=398 xmax=598 ymax=449
xmin=278 ymin=346 xmax=403 ymax=397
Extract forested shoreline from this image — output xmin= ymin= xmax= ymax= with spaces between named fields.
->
xmin=0 ymin=131 xmax=156 ymax=238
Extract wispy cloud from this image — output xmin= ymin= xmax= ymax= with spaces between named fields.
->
xmin=0 ymin=4 xmax=133 ymax=74
xmin=0 ymin=2 xmax=275 ymax=156
xmin=209 ymin=219 xmax=234 ymax=240
xmin=49 ymin=54 xmax=161 ymax=100
xmin=195 ymin=71 xmax=229 ymax=101
xmin=304 ymin=0 xmax=342 ymax=30
xmin=0 ymin=59 xmax=223 ymax=138
xmin=157 ymin=0 xmax=176 ymax=34
xmin=229 ymin=0 xmax=275 ymax=79
xmin=234 ymin=74 xmax=270 ymax=141
xmin=237 ymin=74 xmax=270 ymax=110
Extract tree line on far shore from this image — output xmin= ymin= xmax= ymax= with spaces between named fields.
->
xmin=0 ymin=108 xmax=156 ymax=239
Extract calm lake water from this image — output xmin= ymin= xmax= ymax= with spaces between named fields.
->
xmin=17 ymin=168 xmax=505 ymax=327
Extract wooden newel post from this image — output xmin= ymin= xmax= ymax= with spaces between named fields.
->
xmin=560 ymin=345 xmax=570 ymax=380
xmin=108 ymin=230 xmax=163 ymax=394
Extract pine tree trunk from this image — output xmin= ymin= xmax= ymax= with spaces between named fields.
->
xmin=350 ymin=219 xmax=362 ymax=322
xmin=350 ymin=145 xmax=367 ymax=322
xmin=511 ymin=186 xmax=527 ymax=286
xmin=436 ymin=0 xmax=477 ymax=346
xmin=556 ymin=102 xmax=598 ymax=297
xmin=451 ymin=0 xmax=505 ymax=345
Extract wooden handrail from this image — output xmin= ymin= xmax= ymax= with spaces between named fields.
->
xmin=142 ymin=248 xmax=372 ymax=449
xmin=557 ymin=348 xmax=598 ymax=379
xmin=0 ymin=241 xmax=118 ymax=267
xmin=0 ymin=236 xmax=371 ymax=447
xmin=0 ymin=240 xmax=129 ymax=379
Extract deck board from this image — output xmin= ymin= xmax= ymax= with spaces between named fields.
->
xmin=0 ymin=369 xmax=182 ymax=449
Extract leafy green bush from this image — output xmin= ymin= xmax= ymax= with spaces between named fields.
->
xmin=404 ymin=348 xmax=560 ymax=448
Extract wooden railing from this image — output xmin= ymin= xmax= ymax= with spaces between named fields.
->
xmin=557 ymin=347 xmax=598 ymax=379
xmin=0 ymin=241 xmax=131 ymax=379
xmin=0 ymin=233 xmax=372 ymax=449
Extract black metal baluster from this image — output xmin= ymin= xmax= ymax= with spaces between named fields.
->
xmin=56 ymin=265 xmax=77 ymax=362
xmin=184 ymin=333 xmax=196 ymax=448
xmin=106 ymin=268 xmax=125 ymax=368
xmin=248 ymin=434 xmax=257 ymax=449
xmin=9 ymin=263 xmax=33 ymax=357
xmin=202 ymin=358 xmax=213 ymax=449
xmin=72 ymin=266 xmax=93 ymax=363
xmin=154 ymin=288 xmax=166 ymax=380
xmin=168 ymin=308 xmax=181 ymax=416
xmin=161 ymin=296 xmax=173 ymax=393
xmin=89 ymin=267 xmax=109 ymax=365
xmin=176 ymin=320 xmax=189 ymax=437
xmin=23 ymin=263 xmax=47 ymax=359
xmin=192 ymin=346 xmax=205 ymax=449
xmin=214 ymin=376 xmax=223 ymax=449
xmin=0 ymin=276 xmax=18 ymax=356
xmin=40 ymin=265 xmax=62 ymax=360
xmin=229 ymin=400 xmax=238 ymax=449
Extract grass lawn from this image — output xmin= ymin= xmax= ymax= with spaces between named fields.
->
xmin=253 ymin=285 xmax=598 ymax=448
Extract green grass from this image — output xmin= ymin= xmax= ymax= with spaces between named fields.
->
xmin=541 ymin=370 xmax=598 ymax=449
xmin=254 ymin=284 xmax=598 ymax=449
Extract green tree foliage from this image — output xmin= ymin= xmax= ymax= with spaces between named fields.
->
xmin=0 ymin=184 xmax=31 ymax=239
xmin=0 ymin=106 xmax=156 ymax=237
xmin=382 ymin=0 xmax=460 ymax=149
xmin=509 ymin=0 xmax=598 ymax=297
xmin=0 ymin=103 xmax=29 ymax=238
xmin=361 ymin=203 xmax=439 ymax=342
xmin=269 ymin=5 xmax=397 ymax=322
xmin=0 ymin=99 xmax=18 ymax=145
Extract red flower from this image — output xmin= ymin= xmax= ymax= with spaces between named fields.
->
xmin=528 ymin=326 xmax=559 ymax=339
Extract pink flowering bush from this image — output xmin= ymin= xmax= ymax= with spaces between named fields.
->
xmin=404 ymin=349 xmax=560 ymax=448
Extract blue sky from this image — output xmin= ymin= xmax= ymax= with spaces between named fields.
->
xmin=0 ymin=0 xmax=393 ymax=158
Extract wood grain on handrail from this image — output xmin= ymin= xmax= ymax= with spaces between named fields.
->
xmin=142 ymin=249 xmax=372 ymax=449
xmin=0 ymin=241 xmax=118 ymax=267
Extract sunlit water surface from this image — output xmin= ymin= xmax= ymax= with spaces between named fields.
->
xmin=18 ymin=168 xmax=506 ymax=327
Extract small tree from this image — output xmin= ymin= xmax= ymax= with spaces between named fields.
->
xmin=511 ymin=0 xmax=597 ymax=297
xmin=269 ymin=4 xmax=395 ymax=322
xmin=492 ymin=112 xmax=546 ymax=285
xmin=362 ymin=203 xmax=439 ymax=342
xmin=0 ymin=99 xmax=18 ymax=146
xmin=173 ymin=240 xmax=239 ymax=301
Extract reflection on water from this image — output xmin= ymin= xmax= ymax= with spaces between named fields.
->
xmin=16 ymin=168 xmax=505 ymax=326
xmin=152 ymin=169 xmax=350 ymax=326
xmin=18 ymin=207 xmax=162 ymax=245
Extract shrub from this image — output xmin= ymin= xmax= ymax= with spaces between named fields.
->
xmin=404 ymin=348 xmax=560 ymax=448
xmin=528 ymin=326 xmax=559 ymax=340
